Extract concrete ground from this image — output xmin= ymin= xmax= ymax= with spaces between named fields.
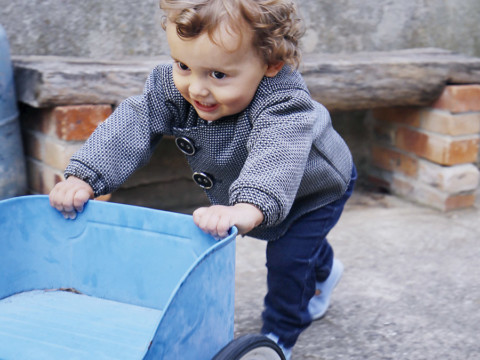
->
xmin=233 ymin=191 xmax=480 ymax=360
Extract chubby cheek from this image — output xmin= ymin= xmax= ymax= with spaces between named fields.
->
xmin=172 ymin=74 xmax=190 ymax=101
xmin=217 ymin=88 xmax=256 ymax=113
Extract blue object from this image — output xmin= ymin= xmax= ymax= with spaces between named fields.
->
xmin=308 ymin=258 xmax=344 ymax=320
xmin=0 ymin=24 xmax=26 ymax=199
xmin=0 ymin=195 xmax=237 ymax=359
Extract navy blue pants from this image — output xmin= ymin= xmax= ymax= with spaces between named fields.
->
xmin=261 ymin=166 xmax=356 ymax=348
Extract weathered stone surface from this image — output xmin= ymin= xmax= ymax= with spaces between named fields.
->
xmin=12 ymin=48 xmax=480 ymax=111
xmin=301 ymin=48 xmax=480 ymax=111
xmin=13 ymin=56 xmax=168 ymax=108
xmin=2 ymin=0 xmax=480 ymax=59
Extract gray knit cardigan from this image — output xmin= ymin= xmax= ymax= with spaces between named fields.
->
xmin=65 ymin=64 xmax=353 ymax=240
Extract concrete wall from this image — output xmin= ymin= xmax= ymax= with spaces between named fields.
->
xmin=3 ymin=0 xmax=480 ymax=193
xmin=1 ymin=0 xmax=479 ymax=59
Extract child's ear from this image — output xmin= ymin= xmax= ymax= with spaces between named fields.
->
xmin=265 ymin=62 xmax=284 ymax=77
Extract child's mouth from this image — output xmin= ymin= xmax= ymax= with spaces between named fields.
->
xmin=194 ymin=100 xmax=219 ymax=113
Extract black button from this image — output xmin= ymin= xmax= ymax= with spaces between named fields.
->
xmin=192 ymin=172 xmax=214 ymax=189
xmin=175 ymin=137 xmax=196 ymax=155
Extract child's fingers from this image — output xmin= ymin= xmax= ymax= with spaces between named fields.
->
xmin=73 ymin=189 xmax=91 ymax=213
xmin=50 ymin=183 xmax=70 ymax=213
xmin=61 ymin=210 xmax=77 ymax=220
xmin=192 ymin=207 xmax=207 ymax=228
xmin=193 ymin=206 xmax=215 ymax=230
xmin=193 ymin=206 xmax=232 ymax=239
xmin=216 ymin=215 xmax=232 ymax=238
xmin=200 ymin=211 xmax=221 ymax=236
xmin=49 ymin=177 xmax=94 ymax=219
xmin=60 ymin=189 xmax=90 ymax=218
xmin=54 ymin=188 xmax=76 ymax=219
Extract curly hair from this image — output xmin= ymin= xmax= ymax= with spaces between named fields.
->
xmin=159 ymin=0 xmax=305 ymax=68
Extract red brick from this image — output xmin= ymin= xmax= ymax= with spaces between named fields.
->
xmin=26 ymin=158 xmax=63 ymax=194
xmin=371 ymin=145 xmax=418 ymax=177
xmin=54 ymin=105 xmax=111 ymax=140
xmin=445 ymin=193 xmax=476 ymax=211
xmin=366 ymin=167 xmax=393 ymax=192
xmin=417 ymin=161 xmax=479 ymax=194
xmin=395 ymin=127 xmax=479 ymax=165
xmin=367 ymin=174 xmax=391 ymax=191
xmin=372 ymin=107 xmax=422 ymax=127
xmin=420 ymin=109 xmax=480 ymax=135
xmin=21 ymin=104 xmax=111 ymax=141
xmin=25 ymin=157 xmax=111 ymax=201
xmin=432 ymin=85 xmax=480 ymax=113
xmin=95 ymin=194 xmax=112 ymax=202
xmin=373 ymin=123 xmax=396 ymax=145
xmin=390 ymin=174 xmax=476 ymax=211
xmin=390 ymin=174 xmax=414 ymax=197
xmin=23 ymin=130 xmax=82 ymax=170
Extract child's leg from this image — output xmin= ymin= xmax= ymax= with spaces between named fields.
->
xmin=261 ymin=166 xmax=356 ymax=349
xmin=261 ymin=203 xmax=342 ymax=349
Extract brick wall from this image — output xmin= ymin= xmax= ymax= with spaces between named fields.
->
xmin=20 ymin=104 xmax=112 ymax=201
xmin=19 ymin=85 xmax=480 ymax=212
xmin=371 ymin=85 xmax=480 ymax=211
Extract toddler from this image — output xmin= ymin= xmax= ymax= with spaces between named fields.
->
xmin=49 ymin=0 xmax=356 ymax=358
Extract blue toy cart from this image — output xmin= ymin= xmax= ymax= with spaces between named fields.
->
xmin=0 ymin=195 xmax=284 ymax=359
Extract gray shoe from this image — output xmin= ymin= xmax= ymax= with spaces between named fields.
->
xmin=308 ymin=258 xmax=344 ymax=321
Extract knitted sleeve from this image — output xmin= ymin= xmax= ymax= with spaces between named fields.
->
xmin=229 ymin=89 xmax=317 ymax=227
xmin=64 ymin=65 xmax=177 ymax=196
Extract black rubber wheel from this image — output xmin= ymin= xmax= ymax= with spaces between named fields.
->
xmin=212 ymin=334 xmax=286 ymax=360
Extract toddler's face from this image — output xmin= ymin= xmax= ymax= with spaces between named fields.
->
xmin=166 ymin=21 xmax=280 ymax=122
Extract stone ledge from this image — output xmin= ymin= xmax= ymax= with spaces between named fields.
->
xmin=12 ymin=48 xmax=480 ymax=111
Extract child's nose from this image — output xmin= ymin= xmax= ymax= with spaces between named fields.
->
xmin=189 ymin=79 xmax=209 ymax=98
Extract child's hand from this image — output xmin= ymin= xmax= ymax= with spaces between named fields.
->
xmin=49 ymin=176 xmax=94 ymax=219
xmin=193 ymin=203 xmax=264 ymax=239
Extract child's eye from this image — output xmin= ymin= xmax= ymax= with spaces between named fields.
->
xmin=177 ymin=62 xmax=189 ymax=71
xmin=211 ymin=71 xmax=226 ymax=80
